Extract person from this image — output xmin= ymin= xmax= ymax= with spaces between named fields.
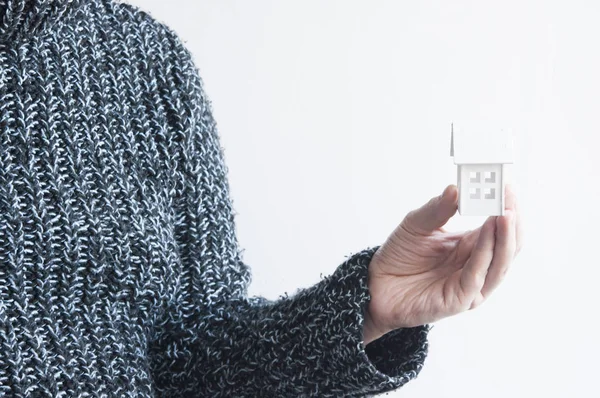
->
xmin=0 ymin=0 xmax=523 ymax=397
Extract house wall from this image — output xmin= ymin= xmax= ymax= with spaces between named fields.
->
xmin=458 ymin=164 xmax=503 ymax=216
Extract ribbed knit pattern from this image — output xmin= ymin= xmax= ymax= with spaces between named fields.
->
xmin=0 ymin=0 xmax=429 ymax=396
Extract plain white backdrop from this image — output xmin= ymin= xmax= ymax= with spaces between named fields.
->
xmin=127 ymin=1 xmax=599 ymax=396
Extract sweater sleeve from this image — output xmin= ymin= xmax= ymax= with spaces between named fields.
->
xmin=149 ymin=31 xmax=430 ymax=397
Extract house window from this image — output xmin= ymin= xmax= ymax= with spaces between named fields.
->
xmin=484 ymin=188 xmax=496 ymax=199
xmin=484 ymin=171 xmax=496 ymax=183
xmin=469 ymin=172 xmax=481 ymax=183
xmin=469 ymin=187 xmax=480 ymax=199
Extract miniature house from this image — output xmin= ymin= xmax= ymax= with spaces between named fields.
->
xmin=450 ymin=124 xmax=514 ymax=216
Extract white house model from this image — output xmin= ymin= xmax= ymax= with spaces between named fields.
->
xmin=450 ymin=124 xmax=514 ymax=216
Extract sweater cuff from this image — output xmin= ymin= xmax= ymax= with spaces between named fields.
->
xmin=315 ymin=246 xmax=430 ymax=396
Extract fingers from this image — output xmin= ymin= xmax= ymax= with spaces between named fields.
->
xmin=459 ymin=216 xmax=496 ymax=296
xmin=478 ymin=184 xmax=520 ymax=297
xmin=403 ymin=185 xmax=458 ymax=234
xmin=505 ymin=184 xmax=524 ymax=256
xmin=480 ymin=210 xmax=517 ymax=298
xmin=454 ymin=227 xmax=481 ymax=261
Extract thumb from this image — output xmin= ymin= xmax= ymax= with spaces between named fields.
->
xmin=403 ymin=185 xmax=458 ymax=233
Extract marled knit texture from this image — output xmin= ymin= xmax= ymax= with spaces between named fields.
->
xmin=0 ymin=0 xmax=429 ymax=396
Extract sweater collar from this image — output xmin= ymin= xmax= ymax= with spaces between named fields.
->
xmin=0 ymin=0 xmax=88 ymax=43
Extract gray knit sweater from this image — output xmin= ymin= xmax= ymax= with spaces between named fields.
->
xmin=0 ymin=0 xmax=429 ymax=396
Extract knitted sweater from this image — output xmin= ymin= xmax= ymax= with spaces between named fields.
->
xmin=0 ymin=0 xmax=429 ymax=396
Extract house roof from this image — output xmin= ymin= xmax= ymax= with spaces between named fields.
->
xmin=450 ymin=124 xmax=514 ymax=164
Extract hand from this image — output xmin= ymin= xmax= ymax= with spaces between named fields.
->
xmin=363 ymin=184 xmax=523 ymax=345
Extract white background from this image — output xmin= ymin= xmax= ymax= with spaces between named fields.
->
xmin=127 ymin=1 xmax=599 ymax=396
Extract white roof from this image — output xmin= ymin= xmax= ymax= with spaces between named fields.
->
xmin=450 ymin=124 xmax=514 ymax=164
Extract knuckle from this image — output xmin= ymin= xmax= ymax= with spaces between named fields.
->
xmin=404 ymin=209 xmax=418 ymax=222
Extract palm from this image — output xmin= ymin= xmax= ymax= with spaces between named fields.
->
xmin=365 ymin=185 xmax=522 ymax=342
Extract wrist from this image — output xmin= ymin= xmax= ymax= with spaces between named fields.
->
xmin=363 ymin=261 xmax=390 ymax=346
xmin=362 ymin=304 xmax=387 ymax=346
